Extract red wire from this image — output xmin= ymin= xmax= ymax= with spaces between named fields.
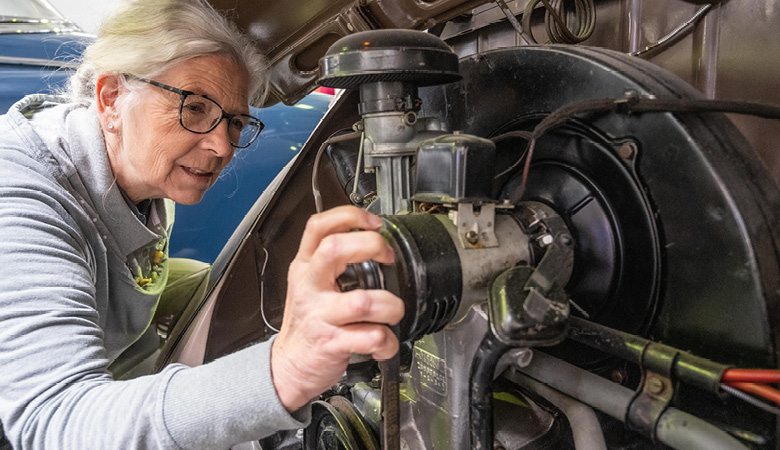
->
xmin=726 ymin=382 xmax=780 ymax=406
xmin=722 ymin=369 xmax=780 ymax=384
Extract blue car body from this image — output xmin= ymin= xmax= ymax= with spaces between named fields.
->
xmin=0 ymin=34 xmax=87 ymax=108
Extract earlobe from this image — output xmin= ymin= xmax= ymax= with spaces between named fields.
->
xmin=96 ymin=73 xmax=123 ymax=133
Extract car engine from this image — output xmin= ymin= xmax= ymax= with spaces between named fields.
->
xmin=160 ymin=2 xmax=780 ymax=449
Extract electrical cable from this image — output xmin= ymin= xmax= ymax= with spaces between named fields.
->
xmin=312 ymin=140 xmax=329 ymax=213
xmin=725 ymin=382 xmax=780 ymax=406
xmin=311 ymin=129 xmax=362 ymax=213
xmin=501 ymin=96 xmax=780 ymax=203
xmin=720 ymin=384 xmax=780 ymax=417
xmin=719 ymin=368 xmax=780 ymax=416
xmin=494 ymin=0 xmax=534 ymax=45
xmin=349 ymin=130 xmax=366 ymax=205
xmin=722 ymin=369 xmax=780 ymax=384
xmin=258 ymin=246 xmax=280 ymax=333
xmin=630 ymin=4 xmax=713 ymax=58
xmin=492 ymin=130 xmax=535 ymax=143
xmin=491 ymin=129 xmax=532 ymax=180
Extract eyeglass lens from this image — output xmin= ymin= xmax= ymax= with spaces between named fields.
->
xmin=180 ymin=95 xmax=261 ymax=148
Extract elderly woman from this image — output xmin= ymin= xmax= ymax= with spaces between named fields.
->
xmin=0 ymin=0 xmax=403 ymax=449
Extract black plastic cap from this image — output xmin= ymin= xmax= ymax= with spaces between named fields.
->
xmin=319 ymin=29 xmax=461 ymax=89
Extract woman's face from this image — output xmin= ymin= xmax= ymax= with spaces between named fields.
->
xmin=108 ymin=54 xmax=250 ymax=205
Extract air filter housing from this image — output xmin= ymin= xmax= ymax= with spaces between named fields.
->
xmin=318 ymin=29 xmax=461 ymax=90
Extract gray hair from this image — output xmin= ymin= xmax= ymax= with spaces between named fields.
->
xmin=68 ymin=0 xmax=268 ymax=106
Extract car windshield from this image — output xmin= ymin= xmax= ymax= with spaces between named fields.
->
xmin=0 ymin=0 xmax=79 ymax=33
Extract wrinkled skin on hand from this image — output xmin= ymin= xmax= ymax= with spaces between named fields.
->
xmin=270 ymin=206 xmax=404 ymax=411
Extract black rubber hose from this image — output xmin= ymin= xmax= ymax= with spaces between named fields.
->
xmin=470 ymin=332 xmax=511 ymax=450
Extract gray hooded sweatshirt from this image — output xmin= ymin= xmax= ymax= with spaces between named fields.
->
xmin=0 ymin=95 xmax=308 ymax=449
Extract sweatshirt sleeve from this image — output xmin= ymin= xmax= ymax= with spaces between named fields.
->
xmin=0 ymin=137 xmax=309 ymax=449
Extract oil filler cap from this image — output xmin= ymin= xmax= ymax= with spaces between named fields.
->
xmin=318 ymin=29 xmax=462 ymax=89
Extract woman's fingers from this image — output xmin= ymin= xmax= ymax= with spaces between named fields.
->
xmin=324 ymin=322 xmax=400 ymax=360
xmin=319 ymin=289 xmax=405 ymax=328
xmin=272 ymin=205 xmax=405 ymax=411
xmin=270 ymin=321 xmax=400 ymax=409
xmin=305 ymin=231 xmax=394 ymax=286
xmin=297 ymin=206 xmax=383 ymax=261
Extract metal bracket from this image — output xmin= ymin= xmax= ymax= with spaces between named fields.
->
xmin=517 ymin=202 xmax=574 ymax=287
xmin=451 ymin=202 xmax=499 ymax=248
xmin=626 ymin=343 xmax=678 ymax=440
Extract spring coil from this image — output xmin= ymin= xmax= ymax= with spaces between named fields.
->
xmin=522 ymin=0 xmax=596 ymax=44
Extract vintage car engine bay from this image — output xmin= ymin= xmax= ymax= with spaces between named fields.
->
xmin=158 ymin=1 xmax=780 ymax=449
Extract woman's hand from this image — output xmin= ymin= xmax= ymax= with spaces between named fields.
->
xmin=270 ymin=206 xmax=404 ymax=411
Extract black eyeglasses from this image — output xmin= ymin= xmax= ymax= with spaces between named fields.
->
xmin=125 ymin=74 xmax=264 ymax=149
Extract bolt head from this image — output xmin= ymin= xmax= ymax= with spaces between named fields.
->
xmin=610 ymin=369 xmax=626 ymax=384
xmin=537 ymin=234 xmax=554 ymax=246
xmin=647 ymin=376 xmax=665 ymax=395
xmin=619 ymin=142 xmax=637 ymax=160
